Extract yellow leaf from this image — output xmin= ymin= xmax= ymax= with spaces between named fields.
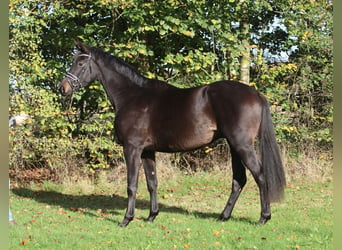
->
xmin=181 ymin=30 xmax=195 ymax=38
xmin=213 ymin=230 xmax=220 ymax=236
xmin=138 ymin=48 xmax=147 ymax=55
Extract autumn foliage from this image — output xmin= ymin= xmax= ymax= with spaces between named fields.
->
xmin=9 ymin=0 xmax=332 ymax=181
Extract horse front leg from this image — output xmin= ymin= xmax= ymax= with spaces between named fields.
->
xmin=142 ymin=151 xmax=159 ymax=222
xmin=119 ymin=146 xmax=142 ymax=227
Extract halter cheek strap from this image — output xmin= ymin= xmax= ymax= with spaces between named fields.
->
xmin=65 ymin=53 xmax=92 ymax=92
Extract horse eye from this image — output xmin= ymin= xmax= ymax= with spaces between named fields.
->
xmin=78 ymin=62 xmax=83 ymax=67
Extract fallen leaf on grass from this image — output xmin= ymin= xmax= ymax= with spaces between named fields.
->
xmin=20 ymin=240 xmax=27 ymax=246
xmin=20 ymin=235 xmax=35 ymax=245
xmin=213 ymin=230 xmax=220 ymax=236
xmin=59 ymin=208 xmax=67 ymax=215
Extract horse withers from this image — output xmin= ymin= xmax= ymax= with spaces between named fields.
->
xmin=59 ymin=41 xmax=286 ymax=227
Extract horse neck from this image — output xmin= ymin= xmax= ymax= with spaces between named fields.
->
xmin=95 ymin=55 xmax=146 ymax=111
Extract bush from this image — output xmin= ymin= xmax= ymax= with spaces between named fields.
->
xmin=9 ymin=0 xmax=332 ymax=183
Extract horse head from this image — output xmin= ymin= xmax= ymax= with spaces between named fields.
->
xmin=59 ymin=40 xmax=97 ymax=96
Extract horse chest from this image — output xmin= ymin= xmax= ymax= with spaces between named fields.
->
xmin=114 ymin=108 xmax=152 ymax=145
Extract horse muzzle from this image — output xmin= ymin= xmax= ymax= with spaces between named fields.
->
xmin=59 ymin=79 xmax=73 ymax=96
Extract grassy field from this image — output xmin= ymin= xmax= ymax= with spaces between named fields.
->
xmin=9 ymin=168 xmax=332 ymax=249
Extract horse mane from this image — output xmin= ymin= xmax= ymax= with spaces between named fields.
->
xmin=89 ymin=46 xmax=173 ymax=89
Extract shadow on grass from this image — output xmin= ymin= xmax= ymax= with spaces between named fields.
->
xmin=12 ymin=187 xmax=256 ymax=225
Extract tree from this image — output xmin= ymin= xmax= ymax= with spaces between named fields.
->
xmin=9 ymin=0 xmax=332 ymax=178
xmin=252 ymin=0 xmax=333 ymax=148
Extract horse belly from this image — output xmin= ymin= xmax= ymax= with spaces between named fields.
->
xmin=182 ymin=126 xmax=217 ymax=150
xmin=154 ymin=120 xmax=217 ymax=152
xmin=151 ymin=86 xmax=217 ymax=152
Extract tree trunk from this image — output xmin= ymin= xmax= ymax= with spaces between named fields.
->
xmin=239 ymin=0 xmax=250 ymax=84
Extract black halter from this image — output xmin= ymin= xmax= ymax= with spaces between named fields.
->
xmin=65 ymin=53 xmax=92 ymax=92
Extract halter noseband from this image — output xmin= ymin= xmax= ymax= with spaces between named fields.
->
xmin=65 ymin=53 xmax=92 ymax=92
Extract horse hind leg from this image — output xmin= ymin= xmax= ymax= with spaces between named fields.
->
xmin=235 ymin=144 xmax=271 ymax=224
xmin=220 ymin=148 xmax=247 ymax=221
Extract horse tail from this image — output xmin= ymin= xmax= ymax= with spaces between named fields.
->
xmin=259 ymin=95 xmax=286 ymax=202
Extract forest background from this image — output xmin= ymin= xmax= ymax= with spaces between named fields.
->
xmin=9 ymin=0 xmax=333 ymax=183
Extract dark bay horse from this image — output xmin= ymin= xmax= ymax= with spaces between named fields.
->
xmin=59 ymin=41 xmax=286 ymax=227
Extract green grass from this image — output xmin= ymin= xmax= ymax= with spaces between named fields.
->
xmin=9 ymin=171 xmax=332 ymax=249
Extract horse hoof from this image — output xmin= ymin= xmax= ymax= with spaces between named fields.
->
xmin=118 ymin=221 xmax=128 ymax=227
xmin=146 ymin=217 xmax=155 ymax=223
xmin=146 ymin=216 xmax=156 ymax=223
xmin=218 ymin=214 xmax=230 ymax=221
xmin=147 ymin=211 xmax=159 ymax=223
xmin=258 ymin=215 xmax=271 ymax=225
xmin=119 ymin=217 xmax=133 ymax=227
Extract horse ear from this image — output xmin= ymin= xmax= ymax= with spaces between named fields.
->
xmin=74 ymin=40 xmax=90 ymax=53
